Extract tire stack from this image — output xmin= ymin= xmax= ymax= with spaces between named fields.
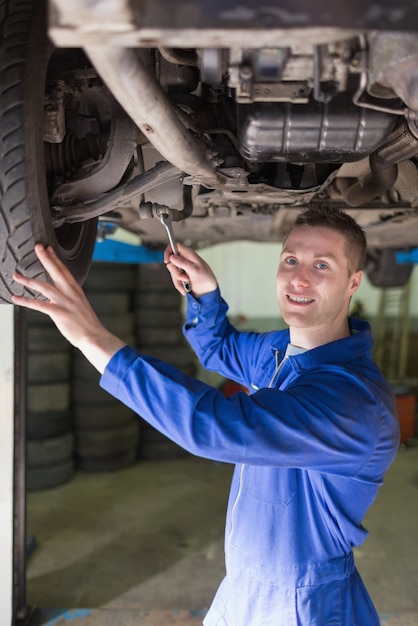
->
xmin=71 ymin=263 xmax=140 ymax=471
xmin=134 ymin=263 xmax=197 ymax=460
xmin=25 ymin=310 xmax=75 ymax=491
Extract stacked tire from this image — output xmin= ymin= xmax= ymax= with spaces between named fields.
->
xmin=25 ymin=310 xmax=75 ymax=491
xmin=71 ymin=263 xmax=140 ymax=471
xmin=134 ymin=263 xmax=197 ymax=460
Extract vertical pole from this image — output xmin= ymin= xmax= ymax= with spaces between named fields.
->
xmin=374 ymin=289 xmax=387 ymax=369
xmin=0 ymin=305 xmax=15 ymax=626
xmin=14 ymin=307 xmax=28 ymax=623
xmin=398 ymin=279 xmax=412 ymax=380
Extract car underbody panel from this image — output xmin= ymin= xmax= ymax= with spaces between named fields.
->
xmin=1 ymin=0 xmax=418 ymax=301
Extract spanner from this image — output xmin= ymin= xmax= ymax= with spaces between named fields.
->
xmin=158 ymin=209 xmax=192 ymax=292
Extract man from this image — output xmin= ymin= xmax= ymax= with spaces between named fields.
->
xmin=13 ymin=206 xmax=399 ymax=626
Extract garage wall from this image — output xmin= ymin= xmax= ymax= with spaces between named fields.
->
xmin=199 ymin=242 xmax=280 ymax=318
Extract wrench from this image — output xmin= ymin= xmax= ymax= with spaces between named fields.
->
xmin=158 ymin=209 xmax=192 ymax=292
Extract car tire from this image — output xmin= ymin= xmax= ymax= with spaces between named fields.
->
xmin=26 ymin=433 xmax=75 ymax=491
xmin=83 ymin=263 xmax=137 ymax=293
xmin=365 ymin=248 xmax=414 ymax=288
xmin=134 ymin=263 xmax=195 ymax=460
xmin=75 ymin=422 xmax=140 ymax=472
xmin=0 ymin=0 xmax=97 ymax=304
xmin=27 ymin=410 xmax=72 ymax=440
xmin=73 ymin=404 xmax=135 ymax=430
xmin=71 ymin=262 xmax=140 ymax=470
xmin=27 ymin=352 xmax=71 ymax=384
xmin=75 ymin=449 xmax=137 ymax=473
xmin=25 ymin=309 xmax=75 ymax=485
xmin=26 ymin=460 xmax=75 ymax=492
xmin=27 ymin=432 xmax=74 ymax=468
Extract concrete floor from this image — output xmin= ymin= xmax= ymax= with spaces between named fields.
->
xmin=26 ymin=446 xmax=418 ymax=626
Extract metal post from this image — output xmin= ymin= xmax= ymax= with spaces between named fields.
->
xmin=398 ymin=278 xmax=412 ymax=379
xmin=13 ymin=307 xmax=29 ymax=624
xmin=0 ymin=305 xmax=15 ymax=626
xmin=374 ymin=289 xmax=388 ymax=369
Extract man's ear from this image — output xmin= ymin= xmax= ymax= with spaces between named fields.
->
xmin=349 ymin=270 xmax=362 ymax=296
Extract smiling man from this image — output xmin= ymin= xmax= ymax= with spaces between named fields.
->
xmin=276 ymin=213 xmax=363 ymax=349
xmin=13 ymin=206 xmax=399 ymax=626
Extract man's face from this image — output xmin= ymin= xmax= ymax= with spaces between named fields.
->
xmin=276 ymin=226 xmax=362 ymax=346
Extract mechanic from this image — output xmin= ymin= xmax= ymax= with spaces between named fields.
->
xmin=13 ymin=206 xmax=400 ymax=626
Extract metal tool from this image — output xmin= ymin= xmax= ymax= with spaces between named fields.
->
xmin=158 ymin=208 xmax=192 ymax=292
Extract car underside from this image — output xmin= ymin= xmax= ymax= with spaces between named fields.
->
xmin=1 ymin=0 xmax=418 ymax=301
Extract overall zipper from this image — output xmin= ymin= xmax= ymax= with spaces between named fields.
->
xmin=228 ymin=350 xmax=286 ymax=553
xmin=227 ymin=463 xmax=245 ymax=548
xmin=268 ymin=350 xmax=287 ymax=389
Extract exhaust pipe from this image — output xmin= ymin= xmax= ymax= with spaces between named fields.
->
xmin=344 ymin=119 xmax=418 ymax=207
xmin=85 ymin=46 xmax=221 ymax=187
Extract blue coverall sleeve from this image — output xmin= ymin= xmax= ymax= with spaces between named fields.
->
xmin=183 ymin=288 xmax=279 ymax=387
xmin=100 ymin=345 xmax=391 ymax=481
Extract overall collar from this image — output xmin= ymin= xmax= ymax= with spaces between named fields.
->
xmin=270 ymin=317 xmax=373 ymax=370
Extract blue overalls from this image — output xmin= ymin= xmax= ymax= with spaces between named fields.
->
xmin=101 ymin=288 xmax=399 ymax=625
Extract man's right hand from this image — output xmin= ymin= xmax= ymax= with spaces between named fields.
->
xmin=164 ymin=243 xmax=218 ymax=297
